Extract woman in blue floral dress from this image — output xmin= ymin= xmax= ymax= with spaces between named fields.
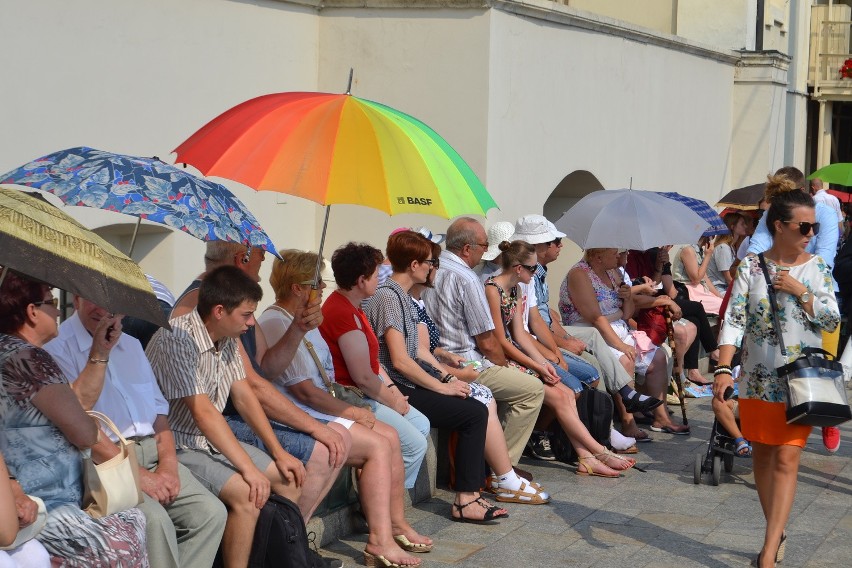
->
xmin=0 ymin=270 xmax=147 ymax=567
xmin=714 ymin=177 xmax=840 ymax=568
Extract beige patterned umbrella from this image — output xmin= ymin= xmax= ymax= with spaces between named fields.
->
xmin=0 ymin=186 xmax=168 ymax=328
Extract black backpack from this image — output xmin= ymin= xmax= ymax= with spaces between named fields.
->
xmin=213 ymin=494 xmax=314 ymax=568
xmin=548 ymin=388 xmax=614 ymax=463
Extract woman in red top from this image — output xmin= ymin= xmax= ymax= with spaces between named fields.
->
xmin=320 ymin=242 xmax=431 ymax=492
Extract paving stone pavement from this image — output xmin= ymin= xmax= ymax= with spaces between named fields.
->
xmin=320 ymin=394 xmax=852 ymax=567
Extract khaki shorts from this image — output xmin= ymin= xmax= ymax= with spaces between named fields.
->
xmin=177 ymin=441 xmax=272 ymax=497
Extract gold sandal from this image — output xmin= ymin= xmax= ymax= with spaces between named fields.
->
xmin=394 ymin=535 xmax=433 ymax=553
xmin=576 ymin=455 xmax=621 ymax=478
xmin=597 ymin=450 xmax=635 ymax=471
xmin=364 ymin=550 xmax=420 ymax=567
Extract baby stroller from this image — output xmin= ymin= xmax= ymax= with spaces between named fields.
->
xmin=694 ymin=386 xmax=749 ymax=485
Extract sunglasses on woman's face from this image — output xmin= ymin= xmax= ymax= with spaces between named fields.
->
xmin=33 ymin=297 xmax=59 ymax=309
xmin=785 ymin=221 xmax=820 ymax=236
xmin=516 ymin=263 xmax=537 ymax=273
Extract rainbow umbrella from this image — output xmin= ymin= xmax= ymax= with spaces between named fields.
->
xmin=174 ymin=92 xmax=496 ymax=218
xmin=175 ymin=84 xmax=497 ymax=283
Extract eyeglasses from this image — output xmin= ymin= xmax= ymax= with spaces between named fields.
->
xmin=515 ymin=263 xmax=538 ymax=273
xmin=785 ymin=221 xmax=820 ymax=236
xmin=469 ymin=242 xmax=489 ymax=249
xmin=33 ymin=297 xmax=59 ymax=309
xmin=424 ymin=258 xmax=440 ymax=268
xmin=549 ymin=238 xmax=562 ymax=247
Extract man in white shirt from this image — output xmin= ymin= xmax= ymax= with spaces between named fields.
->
xmin=811 ymin=177 xmax=843 ymax=232
xmin=45 ymin=296 xmax=226 ymax=568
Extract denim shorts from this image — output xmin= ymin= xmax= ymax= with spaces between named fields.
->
xmin=225 ymin=415 xmax=320 ymax=465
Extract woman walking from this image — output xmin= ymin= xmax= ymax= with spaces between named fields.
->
xmin=713 ymin=176 xmax=840 ymax=567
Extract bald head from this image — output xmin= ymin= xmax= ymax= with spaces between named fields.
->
xmin=446 ymin=217 xmax=482 ymax=252
xmin=810 ymin=177 xmax=823 ymax=194
xmin=445 ymin=217 xmax=487 ymax=268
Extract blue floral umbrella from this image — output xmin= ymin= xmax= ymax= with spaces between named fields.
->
xmin=656 ymin=192 xmax=729 ymax=236
xmin=0 ymin=147 xmax=278 ymax=256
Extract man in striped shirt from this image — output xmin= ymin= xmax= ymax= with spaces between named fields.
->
xmin=422 ymin=217 xmax=544 ymax=467
xmin=147 ymin=266 xmax=304 ymax=568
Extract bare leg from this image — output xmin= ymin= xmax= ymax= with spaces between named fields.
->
xmin=346 ymin=423 xmax=419 ymax=566
xmin=615 ymin=355 xmax=644 ymax=438
xmin=371 ymin=421 xmax=431 ymax=548
xmin=673 ymin=321 xmax=696 ymax=375
xmin=642 ymin=350 xmax=688 ymax=432
xmin=753 ymin=443 xmax=802 ymax=567
xmin=218 ymin=474 xmax=261 ymax=568
xmin=298 ymin=423 xmax=351 ymax=522
xmin=483 ymin=399 xmax=516 ymax=476
xmin=711 ymin=399 xmax=745 ymax=442
xmin=544 ymin=383 xmax=624 ymax=475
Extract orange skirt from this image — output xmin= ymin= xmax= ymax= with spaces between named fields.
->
xmin=739 ymin=399 xmax=812 ymax=448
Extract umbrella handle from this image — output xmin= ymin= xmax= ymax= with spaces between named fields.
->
xmin=310 ymin=205 xmax=331 ymax=295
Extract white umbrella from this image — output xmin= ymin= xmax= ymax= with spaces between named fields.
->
xmin=554 ymin=189 xmax=710 ymax=250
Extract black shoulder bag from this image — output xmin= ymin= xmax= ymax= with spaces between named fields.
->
xmin=757 ymin=253 xmax=851 ymax=426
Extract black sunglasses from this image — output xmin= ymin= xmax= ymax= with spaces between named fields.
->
xmin=785 ymin=221 xmax=820 ymax=236
xmin=516 ymin=263 xmax=537 ymax=273
xmin=424 ymin=258 xmax=440 ymax=268
xmin=33 ymin=298 xmax=59 ymax=309
xmin=549 ymin=238 xmax=562 ymax=246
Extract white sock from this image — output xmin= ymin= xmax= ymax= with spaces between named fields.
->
xmin=496 ymin=469 xmax=522 ymax=491
xmin=610 ymin=428 xmax=636 ymax=451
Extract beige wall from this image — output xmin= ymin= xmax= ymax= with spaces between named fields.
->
xmin=677 ymin=0 xmax=755 ymax=51
xmin=485 ymin=6 xmax=737 ymax=287
xmin=0 ymin=0 xmax=320 ymax=300
xmin=730 ymin=53 xmax=790 ymax=189
xmin=567 ymin=0 xmax=676 ymax=34
xmin=314 ymin=7 xmax=492 ymax=259
xmin=566 ymin=0 xmax=756 ymax=51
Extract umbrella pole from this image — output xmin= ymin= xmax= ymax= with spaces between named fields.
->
xmin=127 ymin=217 xmax=142 ymax=258
xmin=0 ymin=266 xmax=7 ymax=288
xmin=312 ymin=205 xmax=331 ymax=292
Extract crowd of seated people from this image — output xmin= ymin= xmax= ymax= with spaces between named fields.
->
xmin=2 ymin=207 xmax=751 ymax=568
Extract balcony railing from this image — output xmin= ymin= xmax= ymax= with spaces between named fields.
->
xmin=811 ymin=6 xmax=852 ymax=99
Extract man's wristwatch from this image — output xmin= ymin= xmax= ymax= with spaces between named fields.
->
xmin=798 ymin=290 xmax=812 ymax=303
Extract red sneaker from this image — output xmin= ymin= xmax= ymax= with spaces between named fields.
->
xmin=822 ymin=426 xmax=841 ymax=454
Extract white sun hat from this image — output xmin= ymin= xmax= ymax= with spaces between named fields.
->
xmin=513 ymin=214 xmax=560 ymax=245
xmin=482 ymin=221 xmax=515 ymax=261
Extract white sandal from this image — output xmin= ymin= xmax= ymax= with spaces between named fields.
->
xmin=493 ymin=480 xmax=550 ymax=504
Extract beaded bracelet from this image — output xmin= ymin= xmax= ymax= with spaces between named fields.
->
xmin=713 ymin=367 xmax=733 ymax=376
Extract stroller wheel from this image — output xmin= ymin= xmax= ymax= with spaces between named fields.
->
xmin=693 ymin=453 xmax=702 ymax=484
xmin=711 ymin=455 xmax=722 ymax=486
xmin=723 ymin=452 xmax=734 ymax=473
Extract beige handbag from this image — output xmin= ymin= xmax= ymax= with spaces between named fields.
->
xmin=81 ymin=411 xmax=144 ymax=518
